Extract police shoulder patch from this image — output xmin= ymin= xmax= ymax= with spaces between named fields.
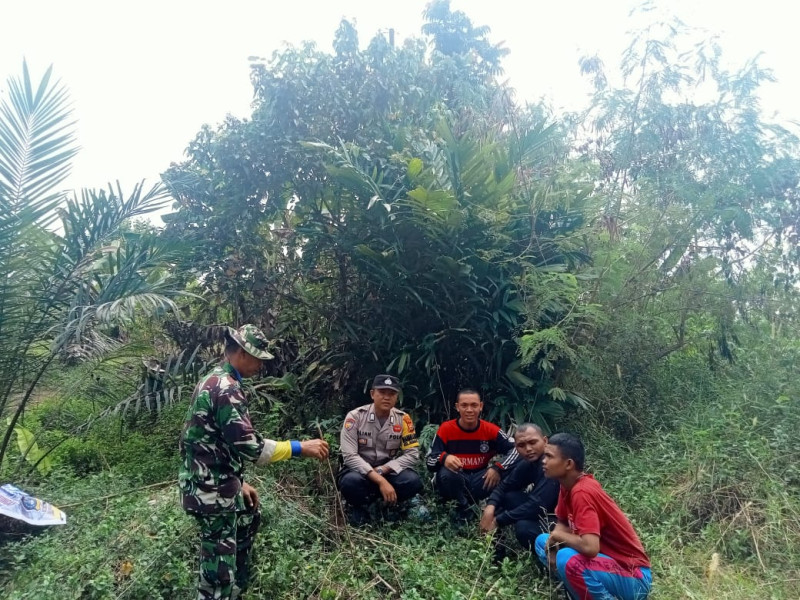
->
xmin=402 ymin=413 xmax=415 ymax=433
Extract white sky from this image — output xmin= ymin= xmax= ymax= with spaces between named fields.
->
xmin=2 ymin=0 xmax=798 ymax=200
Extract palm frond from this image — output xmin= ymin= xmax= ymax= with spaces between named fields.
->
xmin=0 ymin=62 xmax=77 ymax=350
xmin=82 ymin=344 xmax=210 ymax=427
xmin=58 ymin=182 xmax=171 ymax=264
xmin=0 ymin=60 xmax=77 ymax=222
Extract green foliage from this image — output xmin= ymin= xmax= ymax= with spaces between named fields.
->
xmin=6 ymin=420 xmax=52 ymax=476
xmin=0 ymin=471 xmax=194 ymax=600
xmin=0 ymin=62 xmax=188 ymax=468
xmin=574 ymin=335 xmax=800 ymax=598
xmin=562 ymin=14 xmax=800 ymax=435
xmin=4 ymin=347 xmax=799 ymax=599
xmin=162 ymin=12 xmax=594 ymax=431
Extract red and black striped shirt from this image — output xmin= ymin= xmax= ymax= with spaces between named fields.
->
xmin=426 ymin=419 xmax=518 ymax=472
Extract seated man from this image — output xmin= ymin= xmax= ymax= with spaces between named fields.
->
xmin=535 ymin=433 xmax=652 ymax=600
xmin=338 ymin=374 xmax=423 ymax=524
xmin=426 ymin=389 xmax=518 ymax=518
xmin=479 ymin=423 xmax=559 ymax=549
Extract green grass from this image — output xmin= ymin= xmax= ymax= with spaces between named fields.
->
xmin=2 ymin=436 xmax=797 ymax=599
xmin=0 ymin=464 xmax=553 ymax=600
xmin=2 ymin=346 xmax=799 ymax=599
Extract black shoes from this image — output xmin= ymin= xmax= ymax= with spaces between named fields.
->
xmin=346 ymin=505 xmax=371 ymax=527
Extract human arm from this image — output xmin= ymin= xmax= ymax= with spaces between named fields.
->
xmin=546 ymin=491 xmax=602 ymax=558
xmin=242 ymin=481 xmax=259 ymax=509
xmin=215 ymin=385 xmax=296 ymax=465
xmin=485 ymin=459 xmax=519 ymax=508
xmin=547 ymin=524 xmax=601 ymax=558
xmin=383 ymin=414 xmax=420 ymax=473
xmin=494 ymin=428 xmax=519 ymax=471
xmin=253 ymin=437 xmax=328 ymax=465
xmin=479 ymin=504 xmax=497 ymax=533
xmin=543 ymin=521 xmax=571 ymax=570
xmin=495 ymin=470 xmax=560 ymax=527
xmin=365 ymin=468 xmax=398 ymax=504
xmin=425 ymin=426 xmax=449 ymax=472
xmin=239 ymin=442 xmax=328 ymax=507
xmin=485 ymin=459 xmax=526 ymax=519
xmin=340 ymin=413 xmax=376 ymax=475
xmin=299 ymin=439 xmax=329 ymax=460
xmin=482 ymin=467 xmax=501 ymax=490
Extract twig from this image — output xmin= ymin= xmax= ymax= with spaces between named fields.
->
xmin=59 ymin=480 xmax=174 ymax=508
xmin=307 ymin=549 xmax=345 ymax=599
xmin=271 ymin=482 xmax=403 ymax=551
xmin=758 ymin=578 xmax=800 ymax=587
xmin=375 ymin=573 xmax=397 ymax=594
xmin=467 ymin=532 xmax=495 ymax=600
xmin=740 ymin=501 xmax=766 ymax=572
xmin=315 ymin=420 xmax=355 ymax=552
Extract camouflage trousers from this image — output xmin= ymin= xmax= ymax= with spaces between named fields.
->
xmin=192 ymin=508 xmax=261 ymax=600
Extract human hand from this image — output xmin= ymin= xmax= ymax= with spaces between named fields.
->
xmin=482 ymin=468 xmax=501 ymax=490
xmin=545 ymin=533 xmax=563 ymax=570
xmin=242 ymin=482 xmax=260 ymax=510
xmin=548 ymin=529 xmax=564 ymax=545
xmin=444 ymin=454 xmax=463 ymax=472
xmin=548 ymin=547 xmax=558 ymax=571
xmin=300 ymin=439 xmax=330 ymax=460
xmin=479 ymin=506 xmax=497 ymax=533
xmin=378 ymin=480 xmax=397 ymax=504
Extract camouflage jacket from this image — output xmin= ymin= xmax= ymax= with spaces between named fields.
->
xmin=178 ymin=362 xmax=292 ymax=514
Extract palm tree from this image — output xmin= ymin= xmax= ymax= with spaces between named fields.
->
xmin=0 ymin=62 xmax=184 ymax=467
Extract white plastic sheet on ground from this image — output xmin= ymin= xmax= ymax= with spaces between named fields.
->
xmin=0 ymin=484 xmax=67 ymax=526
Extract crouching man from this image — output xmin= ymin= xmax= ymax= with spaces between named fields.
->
xmin=426 ymin=389 xmax=518 ymax=520
xmin=536 ymin=433 xmax=652 ymax=600
xmin=337 ymin=374 xmax=423 ymax=525
xmin=479 ymin=423 xmax=559 ymax=549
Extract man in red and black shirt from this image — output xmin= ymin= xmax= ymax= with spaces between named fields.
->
xmin=535 ymin=433 xmax=652 ymax=600
xmin=426 ymin=389 xmax=518 ymax=518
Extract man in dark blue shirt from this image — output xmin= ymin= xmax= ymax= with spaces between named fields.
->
xmin=479 ymin=423 xmax=559 ymax=550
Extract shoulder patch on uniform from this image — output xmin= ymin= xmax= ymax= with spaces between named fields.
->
xmin=402 ymin=413 xmax=415 ymax=433
xmin=344 ymin=418 xmax=356 ymax=430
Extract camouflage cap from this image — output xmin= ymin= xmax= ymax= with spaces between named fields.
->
xmin=228 ymin=324 xmax=274 ymax=360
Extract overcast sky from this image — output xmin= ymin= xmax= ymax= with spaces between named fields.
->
xmin=2 ymin=0 xmax=797 ymax=200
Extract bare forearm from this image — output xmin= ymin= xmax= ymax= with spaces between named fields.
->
xmin=366 ymin=469 xmax=387 ymax=485
xmin=549 ymin=527 xmax=600 ymax=558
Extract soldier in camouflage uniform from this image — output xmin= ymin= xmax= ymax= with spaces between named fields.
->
xmin=179 ymin=324 xmax=329 ymax=600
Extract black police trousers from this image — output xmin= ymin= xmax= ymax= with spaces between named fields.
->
xmin=338 ymin=467 xmax=423 ymax=506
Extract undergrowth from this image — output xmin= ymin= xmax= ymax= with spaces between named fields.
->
xmin=1 ymin=340 xmax=798 ymax=598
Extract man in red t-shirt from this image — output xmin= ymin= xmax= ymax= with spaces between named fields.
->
xmin=534 ymin=433 xmax=652 ymax=599
xmin=426 ymin=389 xmax=518 ymax=520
